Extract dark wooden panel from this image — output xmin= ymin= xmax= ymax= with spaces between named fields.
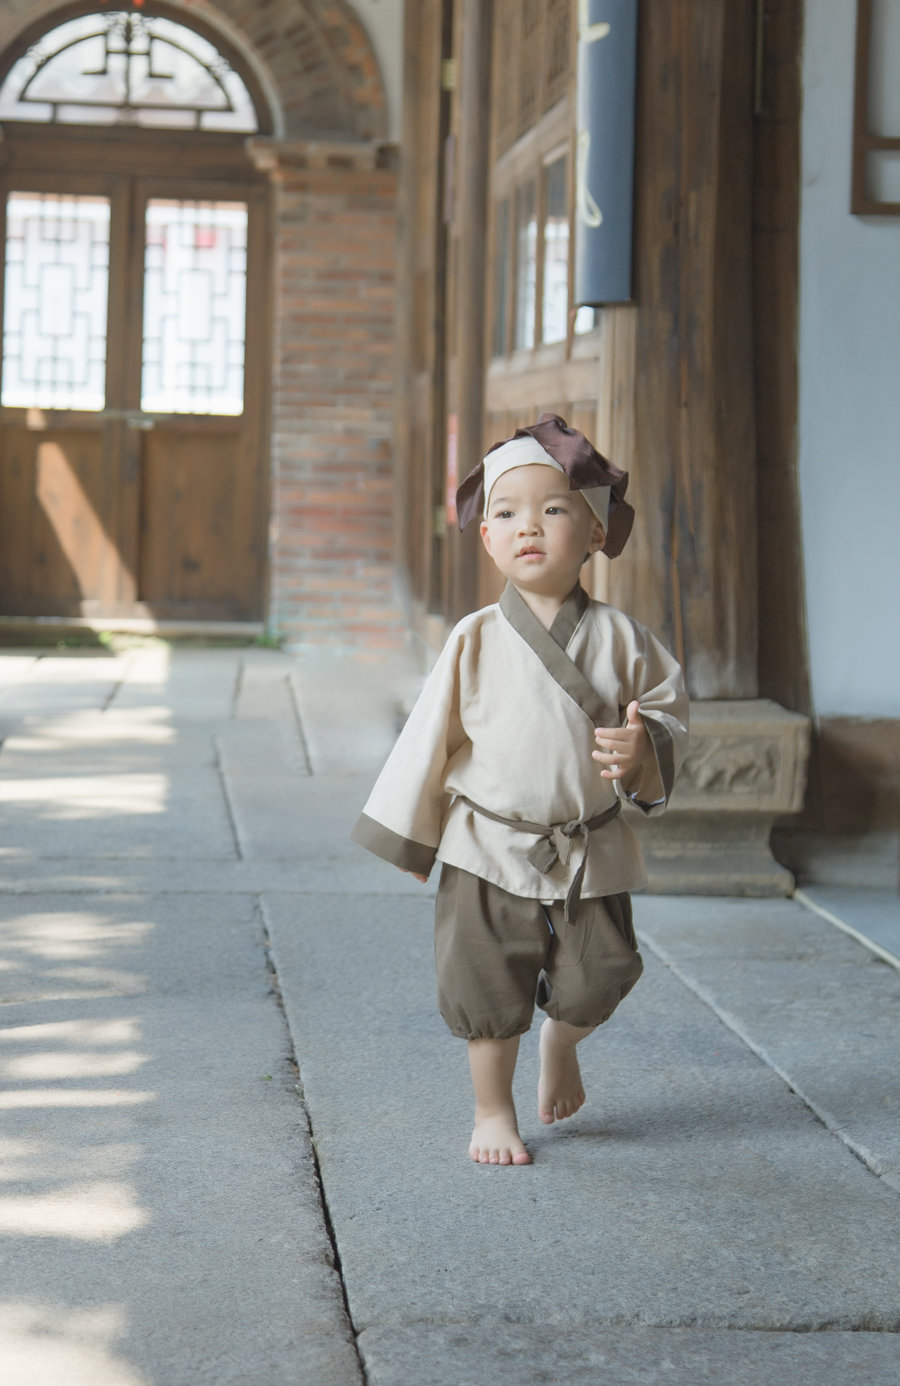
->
xmin=0 ymin=425 xmax=122 ymax=614
xmin=139 ymin=427 xmax=262 ymax=618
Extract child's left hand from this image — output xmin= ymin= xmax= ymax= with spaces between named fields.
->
xmin=592 ymin=700 xmax=650 ymax=781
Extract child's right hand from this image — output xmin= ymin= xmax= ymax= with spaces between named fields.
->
xmin=402 ymin=869 xmax=428 ymax=883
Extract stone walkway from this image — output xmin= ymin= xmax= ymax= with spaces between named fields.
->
xmin=0 ymin=645 xmax=897 ymax=1385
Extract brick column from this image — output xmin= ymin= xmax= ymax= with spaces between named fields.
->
xmin=249 ymin=139 xmax=405 ymax=650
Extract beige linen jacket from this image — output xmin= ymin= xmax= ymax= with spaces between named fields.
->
xmin=352 ymin=583 xmax=689 ymax=901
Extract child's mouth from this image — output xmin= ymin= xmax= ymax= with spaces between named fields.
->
xmin=517 ymin=547 xmax=544 ymax=558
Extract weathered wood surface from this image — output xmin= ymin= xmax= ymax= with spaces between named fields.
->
xmin=753 ymin=0 xmax=808 ymax=715
xmin=606 ymin=0 xmax=759 ymax=700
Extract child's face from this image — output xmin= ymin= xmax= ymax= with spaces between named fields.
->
xmin=479 ymin=465 xmax=605 ymax=601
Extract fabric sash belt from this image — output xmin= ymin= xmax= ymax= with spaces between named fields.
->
xmin=458 ymin=797 xmax=622 ymax=923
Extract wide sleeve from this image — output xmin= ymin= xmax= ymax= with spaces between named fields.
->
xmin=350 ymin=626 xmax=469 ymax=878
xmin=616 ymin=621 xmax=689 ymax=816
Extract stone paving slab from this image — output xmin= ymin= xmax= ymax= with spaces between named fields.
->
xmin=2 ymin=710 xmax=217 ymax=763
xmin=0 ymin=735 xmax=236 ymax=860
xmin=107 ymin=649 xmax=240 ymax=721
xmin=0 ymin=856 xmax=431 ymax=898
xmin=0 ymin=889 xmax=361 ymax=1386
xmin=233 ymin=653 xmax=303 ymax=723
xmin=798 ymin=885 xmax=900 ymax=964
xmin=0 ymin=654 xmax=41 ymax=686
xmin=634 ymin=897 xmax=900 ymax=1190
xmin=263 ymin=890 xmax=900 ymax=1337
xmin=357 ymin=1325 xmax=900 ymax=1386
xmin=0 ymin=657 xmax=126 ymax=739
xmin=214 ymin=723 xmax=314 ymax=860
xmin=290 ymin=649 xmax=423 ymax=777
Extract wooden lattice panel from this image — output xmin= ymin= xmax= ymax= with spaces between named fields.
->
xmin=494 ymin=0 xmax=520 ymax=154
xmin=493 ymin=0 xmax=573 ymax=154
xmin=543 ymin=0 xmax=572 ymax=112
xmin=517 ymin=0 xmax=544 ymax=137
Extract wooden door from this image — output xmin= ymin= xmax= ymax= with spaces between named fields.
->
xmin=130 ymin=176 xmax=270 ymax=621
xmin=0 ymin=130 xmax=271 ymax=623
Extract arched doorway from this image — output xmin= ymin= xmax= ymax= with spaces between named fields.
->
xmin=0 ymin=5 xmax=274 ymax=624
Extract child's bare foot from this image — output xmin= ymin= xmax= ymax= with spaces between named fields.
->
xmin=469 ymin=1110 xmax=531 ymax=1165
xmin=538 ymin=1017 xmax=589 ymax=1124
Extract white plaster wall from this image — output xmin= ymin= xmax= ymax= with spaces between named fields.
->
xmin=799 ymin=1 xmax=900 ymax=718
xmin=345 ymin=0 xmax=403 ymax=141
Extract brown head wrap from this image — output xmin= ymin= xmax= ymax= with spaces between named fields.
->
xmin=455 ymin=413 xmax=635 ymax=558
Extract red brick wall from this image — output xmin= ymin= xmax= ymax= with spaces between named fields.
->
xmin=218 ymin=0 xmax=388 ymax=138
xmin=269 ymin=163 xmax=404 ymax=648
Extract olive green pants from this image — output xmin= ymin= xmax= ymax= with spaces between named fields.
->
xmin=434 ymin=864 xmax=643 ymax=1040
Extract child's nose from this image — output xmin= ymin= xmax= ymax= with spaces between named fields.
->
xmin=517 ymin=509 xmax=541 ymax=533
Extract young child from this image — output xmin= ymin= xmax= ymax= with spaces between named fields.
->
xmin=352 ymin=414 xmax=688 ymax=1166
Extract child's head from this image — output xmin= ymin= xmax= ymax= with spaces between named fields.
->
xmin=455 ymin=413 xmax=635 ymax=558
xmin=479 ymin=451 xmax=606 ymax=600
xmin=481 ymin=434 xmax=609 ymax=540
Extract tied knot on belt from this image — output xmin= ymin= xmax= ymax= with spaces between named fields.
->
xmin=460 ymin=797 xmax=622 ymax=923
xmin=526 ymin=821 xmax=587 ymax=874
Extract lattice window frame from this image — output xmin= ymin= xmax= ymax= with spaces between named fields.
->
xmin=492 ymin=0 xmax=573 ymax=158
xmin=0 ymin=5 xmax=270 ymax=135
xmin=488 ymin=0 xmax=581 ymax=364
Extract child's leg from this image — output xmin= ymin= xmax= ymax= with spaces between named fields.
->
xmin=435 ymin=866 xmax=548 ymax=1164
xmin=537 ymin=892 xmax=642 ymax=1125
xmin=468 ymin=1035 xmax=531 ymax=1165
xmin=537 ymin=1018 xmax=594 ymax=1124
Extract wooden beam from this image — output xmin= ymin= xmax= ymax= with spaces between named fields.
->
xmin=753 ymin=0 xmax=809 ymax=714
xmin=449 ymin=0 xmax=494 ymax=621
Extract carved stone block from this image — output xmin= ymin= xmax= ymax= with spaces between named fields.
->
xmin=671 ymin=700 xmax=810 ymax=814
xmin=629 ymin=699 xmax=811 ymax=896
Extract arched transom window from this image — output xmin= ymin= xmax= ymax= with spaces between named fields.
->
xmin=0 ymin=10 xmax=259 ymax=131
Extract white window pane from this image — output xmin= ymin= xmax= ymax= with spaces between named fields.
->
xmin=1 ymin=193 xmax=109 ymax=410
xmin=513 ymin=181 xmax=537 ymax=351
xmin=141 ymin=200 xmax=247 ymax=416
xmin=542 ymin=157 xmax=569 ymax=344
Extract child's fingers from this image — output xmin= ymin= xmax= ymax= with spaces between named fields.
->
xmin=594 ymin=728 xmax=636 ymax=751
xmin=594 ymin=706 xmax=647 ymax=779
xmin=595 ymin=703 xmax=643 ymax=742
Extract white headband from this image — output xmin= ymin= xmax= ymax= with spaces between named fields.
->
xmin=483 ymin=436 xmax=609 ymax=526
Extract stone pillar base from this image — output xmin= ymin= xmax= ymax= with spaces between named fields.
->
xmin=628 ymin=699 xmax=811 ymax=897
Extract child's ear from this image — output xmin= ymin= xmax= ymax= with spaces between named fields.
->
xmin=588 ymin=521 xmax=606 ymax=555
xmin=479 ymin=520 xmax=493 ymax=556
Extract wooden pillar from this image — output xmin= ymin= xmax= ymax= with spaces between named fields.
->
xmin=447 ymin=0 xmax=493 ymax=621
xmin=392 ymin=0 xmax=422 ymax=610
xmin=753 ymin=0 xmax=809 ymax=716
xmin=607 ymin=0 xmax=758 ymax=701
xmin=595 ymin=0 xmax=812 ymax=894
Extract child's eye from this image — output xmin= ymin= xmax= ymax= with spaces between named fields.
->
xmin=495 ymin=509 xmax=513 ymax=519
xmin=545 ymin=505 xmax=565 ymax=515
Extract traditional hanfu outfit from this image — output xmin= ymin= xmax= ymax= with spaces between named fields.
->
xmin=352 ymin=415 xmax=689 ymax=1039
